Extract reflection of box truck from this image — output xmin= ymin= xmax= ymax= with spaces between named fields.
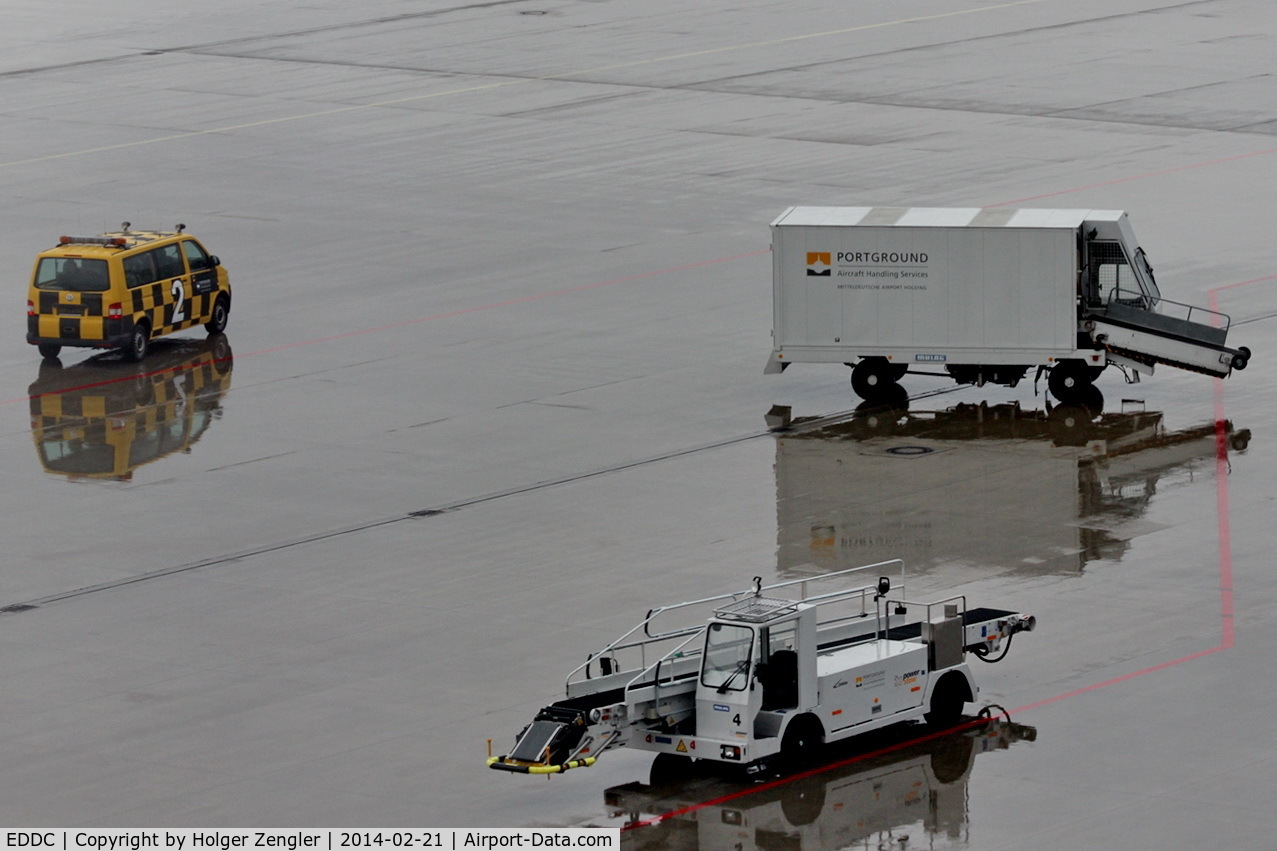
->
xmin=773 ymin=404 xmax=1245 ymax=580
xmin=765 ymin=208 xmax=1250 ymax=400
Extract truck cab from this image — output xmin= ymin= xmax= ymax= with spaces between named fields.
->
xmin=696 ymin=596 xmax=817 ymax=764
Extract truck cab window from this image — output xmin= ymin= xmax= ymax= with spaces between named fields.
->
xmin=701 ymin=623 xmax=754 ymax=691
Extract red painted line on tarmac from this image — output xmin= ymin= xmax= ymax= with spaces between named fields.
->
xmin=236 ymin=249 xmax=770 ymax=359
xmin=9 ymin=248 xmax=769 ymax=407
xmin=988 ymin=146 xmax=1277 ymax=207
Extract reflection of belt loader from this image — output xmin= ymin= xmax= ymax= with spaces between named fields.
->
xmin=487 ymin=561 xmax=1036 ymax=775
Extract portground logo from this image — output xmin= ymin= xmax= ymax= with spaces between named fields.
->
xmin=806 ymin=252 xmax=831 ymax=276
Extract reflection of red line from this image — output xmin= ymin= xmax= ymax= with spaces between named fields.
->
xmin=624 ymin=278 xmax=1251 ymax=832
xmin=10 ymin=361 xmax=221 ymax=408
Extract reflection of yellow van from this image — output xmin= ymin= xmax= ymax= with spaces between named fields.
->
xmin=29 ymin=336 xmax=233 ymax=482
xmin=27 ymin=224 xmax=230 ymax=361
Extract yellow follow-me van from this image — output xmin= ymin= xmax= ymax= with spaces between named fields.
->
xmin=27 ymin=223 xmax=230 ymax=361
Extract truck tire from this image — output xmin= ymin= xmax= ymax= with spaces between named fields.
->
xmin=1047 ymin=360 xmax=1092 ymax=403
xmin=780 ymin=714 xmax=824 ymax=768
xmin=924 ymin=672 xmax=971 ymax=728
xmin=851 ymin=358 xmax=905 ymax=399
xmin=1232 ymin=346 xmax=1250 ymax=370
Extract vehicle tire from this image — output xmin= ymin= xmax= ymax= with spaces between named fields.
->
xmin=924 ymin=673 xmax=970 ymax=728
xmin=851 ymin=358 xmax=902 ymax=400
xmin=1232 ymin=346 xmax=1250 ymax=370
xmin=37 ymin=343 xmax=62 ymax=359
xmin=648 ymin=752 xmax=694 ymax=787
xmin=1047 ymin=360 xmax=1092 ymax=403
xmin=780 ymin=714 xmax=823 ymax=768
xmin=126 ymin=323 xmax=150 ymax=362
xmin=929 ymin=732 xmax=976 ymax=785
xmin=779 ymin=779 xmax=826 ymax=826
xmin=205 ymin=296 xmax=230 ymax=335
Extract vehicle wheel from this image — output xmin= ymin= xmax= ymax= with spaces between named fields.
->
xmin=924 ymin=673 xmax=970 ymax=728
xmin=1232 ymin=346 xmax=1250 ymax=370
xmin=779 ymin=779 xmax=826 ymax=826
xmin=37 ymin=343 xmax=62 ymax=359
xmin=126 ymin=323 xmax=150 ymax=362
xmin=205 ymin=296 xmax=230 ymax=335
xmin=851 ymin=358 xmax=902 ymax=400
xmin=648 ymin=753 xmax=694 ymax=787
xmin=780 ymin=715 xmax=823 ymax=768
xmin=929 ymin=732 xmax=976 ymax=785
xmin=1047 ymin=360 xmax=1092 ymax=403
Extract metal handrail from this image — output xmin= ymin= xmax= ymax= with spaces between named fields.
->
xmin=1108 ymin=286 xmax=1231 ymax=330
xmin=566 ymin=559 xmax=908 ymax=692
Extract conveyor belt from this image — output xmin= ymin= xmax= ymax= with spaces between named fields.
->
xmin=818 ymin=607 xmax=1017 ymax=652
xmin=555 ymin=607 xmax=1022 ymax=710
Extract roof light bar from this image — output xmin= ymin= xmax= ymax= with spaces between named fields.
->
xmin=59 ymin=236 xmax=128 ymax=247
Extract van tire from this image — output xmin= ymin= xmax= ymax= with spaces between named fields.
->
xmin=37 ymin=343 xmax=62 ymax=359
xmin=127 ymin=323 xmax=150 ymax=362
xmin=206 ymin=296 xmax=230 ymax=335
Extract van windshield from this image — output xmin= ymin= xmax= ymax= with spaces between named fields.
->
xmin=35 ymin=258 xmax=110 ymax=292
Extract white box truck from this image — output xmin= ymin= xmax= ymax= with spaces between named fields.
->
xmin=765 ymin=207 xmax=1250 ymax=401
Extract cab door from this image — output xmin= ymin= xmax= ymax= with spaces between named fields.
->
xmin=180 ymin=238 xmax=220 ymax=321
xmin=151 ymin=242 xmax=191 ymax=331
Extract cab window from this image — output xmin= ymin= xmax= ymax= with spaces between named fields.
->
xmin=35 ymin=258 xmax=110 ymax=292
xmin=182 ymin=239 xmax=211 ymax=271
xmin=701 ymin=623 xmax=754 ymax=692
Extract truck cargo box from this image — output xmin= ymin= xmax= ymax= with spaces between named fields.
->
xmin=765 ymin=206 xmax=1249 ymax=401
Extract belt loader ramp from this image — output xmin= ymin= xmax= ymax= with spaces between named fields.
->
xmin=487 ymin=562 xmax=1035 ymax=775
xmin=764 ymin=207 xmax=1251 ymax=402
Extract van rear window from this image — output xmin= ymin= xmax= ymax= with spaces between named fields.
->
xmin=35 ymin=258 xmax=110 ymax=292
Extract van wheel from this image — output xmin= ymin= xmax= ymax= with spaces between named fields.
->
xmin=127 ymin=323 xmax=150 ymax=362
xmin=205 ymin=296 xmax=229 ymax=335
xmin=37 ymin=343 xmax=62 ymax=359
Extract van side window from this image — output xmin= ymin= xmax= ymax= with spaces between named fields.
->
xmin=154 ymin=244 xmax=184 ymax=279
xmin=182 ymin=239 xmax=211 ymax=270
xmin=124 ymin=253 xmax=157 ymax=288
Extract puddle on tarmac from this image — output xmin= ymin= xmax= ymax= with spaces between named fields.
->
xmin=610 ymin=714 xmax=1036 ymax=850
xmin=26 ymin=335 xmax=234 ymax=483
xmin=770 ymin=396 xmax=1248 ymax=583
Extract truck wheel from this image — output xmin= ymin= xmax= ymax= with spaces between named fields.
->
xmin=1232 ymin=346 xmax=1250 ymax=370
xmin=1047 ymin=361 xmax=1092 ymax=403
xmin=780 ymin=715 xmax=823 ymax=768
xmin=648 ymin=752 xmax=694 ymax=786
xmin=37 ymin=343 xmax=62 ymax=359
xmin=851 ymin=358 xmax=903 ymax=399
xmin=924 ymin=673 xmax=971 ymax=728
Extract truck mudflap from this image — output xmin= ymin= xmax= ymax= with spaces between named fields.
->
xmin=487 ymin=704 xmax=609 ymax=774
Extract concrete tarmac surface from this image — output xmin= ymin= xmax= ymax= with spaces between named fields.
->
xmin=1 ymin=0 xmax=1275 ymax=846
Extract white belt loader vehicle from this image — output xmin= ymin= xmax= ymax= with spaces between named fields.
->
xmin=487 ymin=562 xmax=1035 ymax=775
xmin=764 ymin=207 xmax=1251 ymax=402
